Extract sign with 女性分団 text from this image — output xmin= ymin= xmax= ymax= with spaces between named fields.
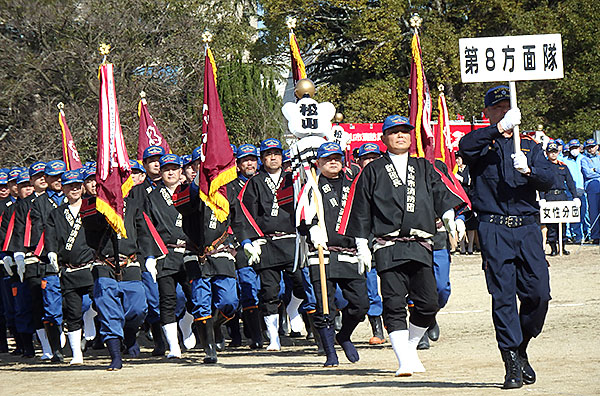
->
xmin=539 ymin=200 xmax=580 ymax=224
xmin=459 ymin=34 xmax=563 ymax=83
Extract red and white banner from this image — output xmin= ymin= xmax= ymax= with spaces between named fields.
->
xmin=137 ymin=96 xmax=171 ymax=161
xmin=59 ymin=109 xmax=83 ymax=170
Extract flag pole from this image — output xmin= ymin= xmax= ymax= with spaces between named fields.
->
xmin=509 ymin=81 xmax=521 ymax=153
xmin=310 ymin=167 xmax=329 ymax=316
xmin=99 ymin=42 xmax=122 ymax=281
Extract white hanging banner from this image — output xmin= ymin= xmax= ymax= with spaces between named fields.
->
xmin=459 ymin=34 xmax=563 ymax=83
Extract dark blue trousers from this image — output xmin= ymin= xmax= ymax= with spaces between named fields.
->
xmin=479 ymin=221 xmax=551 ymax=350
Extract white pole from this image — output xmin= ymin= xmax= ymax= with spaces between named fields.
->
xmin=558 ymin=222 xmax=563 ymax=257
xmin=509 ymin=81 xmax=520 ymax=153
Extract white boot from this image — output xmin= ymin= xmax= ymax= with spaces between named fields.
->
xmin=178 ymin=311 xmax=196 ymax=350
xmin=36 ymin=328 xmax=53 ymax=360
xmin=60 ymin=331 xmax=66 ymax=348
xmin=67 ymin=329 xmax=83 ymax=365
xmin=264 ymin=314 xmax=281 ymax=351
xmin=286 ymin=295 xmax=304 ymax=334
xmin=82 ymin=307 xmax=97 ymax=341
xmin=407 ymin=323 xmax=427 ymax=373
xmin=162 ymin=322 xmax=182 ymax=358
xmin=389 ymin=330 xmax=413 ymax=376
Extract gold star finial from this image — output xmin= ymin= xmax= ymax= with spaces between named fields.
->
xmin=286 ymin=16 xmax=297 ymax=30
xmin=410 ymin=13 xmax=422 ymax=29
xmin=99 ymin=43 xmax=111 ymax=56
xmin=202 ymin=31 xmax=213 ymax=44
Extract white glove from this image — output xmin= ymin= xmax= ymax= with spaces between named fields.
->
xmin=512 ymin=151 xmax=531 ymax=174
xmin=455 ymin=173 xmax=464 ymax=182
xmin=3 ymin=256 xmax=14 ymax=276
xmin=309 ymin=225 xmax=328 ymax=249
xmin=498 ymin=107 xmax=521 ymax=132
xmin=455 ymin=218 xmax=466 ymax=242
xmin=573 ymin=197 xmax=581 ymax=206
xmin=145 ymin=257 xmax=157 ymax=283
xmin=441 ymin=209 xmax=457 ymax=238
xmin=14 ymin=252 xmax=26 ymax=282
xmin=243 ymin=241 xmax=261 ymax=266
xmin=1 ymin=258 xmax=10 ymax=276
xmin=355 ymin=238 xmax=372 ymax=275
xmin=47 ymin=252 xmax=59 ymax=273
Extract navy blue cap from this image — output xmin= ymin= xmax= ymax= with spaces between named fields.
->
xmin=29 ymin=161 xmax=46 ymax=177
xmin=8 ymin=167 xmax=21 ymax=182
xmin=382 ymin=115 xmax=414 ymax=133
xmin=317 ymin=142 xmax=344 ymax=159
xmin=84 ymin=164 xmax=96 ymax=180
xmin=484 ymin=85 xmax=510 ymax=107
xmin=283 ymin=149 xmax=291 ymax=163
xmin=568 ymin=139 xmax=581 ymax=148
xmin=260 ymin=138 xmax=283 ymax=153
xmin=584 ymin=138 xmax=598 ymax=148
xmin=61 ymin=169 xmax=84 ymax=185
xmin=546 ymin=142 xmax=559 ymax=152
xmin=554 ymin=138 xmax=564 ymax=146
xmin=230 ymin=144 xmax=238 ymax=157
xmin=16 ymin=171 xmax=30 ymax=185
xmin=182 ymin=155 xmax=192 ymax=167
xmin=45 ymin=160 xmax=67 ymax=176
xmin=0 ymin=168 xmax=8 ymax=184
xmin=129 ymin=159 xmax=146 ymax=173
xmin=159 ymin=154 xmax=182 ymax=168
xmin=192 ymin=146 xmax=202 ymax=162
xmin=237 ymin=144 xmax=258 ymax=159
xmin=143 ymin=145 xmax=166 ymax=160
xmin=357 ymin=143 xmax=381 ymax=157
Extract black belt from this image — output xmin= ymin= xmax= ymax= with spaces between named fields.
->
xmin=480 ymin=214 xmax=536 ymax=228
xmin=547 ymin=189 xmax=565 ymax=195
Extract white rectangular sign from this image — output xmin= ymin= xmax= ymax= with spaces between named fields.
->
xmin=540 ymin=200 xmax=580 ymax=224
xmin=459 ymin=34 xmax=563 ymax=83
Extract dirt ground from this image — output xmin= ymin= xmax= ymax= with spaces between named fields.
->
xmin=1 ymin=245 xmax=599 ymax=396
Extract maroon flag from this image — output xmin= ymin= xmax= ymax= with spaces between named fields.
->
xmin=409 ymin=31 xmax=434 ymax=162
xmin=198 ymin=47 xmax=236 ymax=222
xmin=96 ymin=63 xmax=133 ymax=237
xmin=137 ymin=93 xmax=171 ymax=161
xmin=58 ymin=106 xmax=83 ymax=170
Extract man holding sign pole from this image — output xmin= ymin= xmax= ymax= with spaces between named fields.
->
xmin=459 ymin=86 xmax=553 ymax=389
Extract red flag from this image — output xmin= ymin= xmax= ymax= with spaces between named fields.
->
xmin=198 ymin=47 xmax=236 ymax=222
xmin=58 ymin=107 xmax=83 ymax=170
xmin=137 ymin=94 xmax=171 ymax=161
xmin=409 ymin=32 xmax=434 ymax=162
xmin=435 ymin=92 xmax=471 ymax=208
xmin=96 ymin=63 xmax=133 ymax=237
xmin=290 ymin=30 xmax=307 ymax=84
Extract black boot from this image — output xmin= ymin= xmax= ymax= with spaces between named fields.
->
xmin=20 ymin=332 xmax=35 ymax=358
xmin=123 ymin=327 xmax=140 ymax=358
xmin=562 ymin=246 xmax=570 ymax=255
xmin=417 ymin=333 xmax=430 ymax=350
xmin=91 ymin=318 xmax=104 ymax=350
xmin=427 ymin=321 xmax=440 ymax=342
xmin=302 ymin=312 xmax=314 ymax=341
xmin=106 ymin=338 xmax=123 ymax=371
xmin=225 ymin=313 xmax=242 ymax=348
xmin=549 ymin=243 xmax=558 ymax=256
xmin=242 ymin=308 xmax=263 ymax=349
xmin=316 ymin=327 xmax=338 ymax=367
xmin=278 ymin=304 xmax=290 ymax=336
xmin=368 ymin=315 xmax=385 ymax=345
xmin=213 ymin=311 xmax=231 ymax=352
xmin=150 ymin=321 xmax=166 ymax=356
xmin=9 ymin=327 xmax=23 ymax=355
xmin=307 ymin=312 xmax=324 ymax=355
xmin=45 ymin=322 xmax=64 ymax=363
xmin=518 ymin=337 xmax=536 ymax=385
xmin=0 ymin=321 xmax=8 ymax=353
xmin=195 ymin=318 xmax=218 ymax=364
xmin=501 ymin=350 xmax=523 ymax=389
xmin=335 ymin=314 xmax=360 ymax=363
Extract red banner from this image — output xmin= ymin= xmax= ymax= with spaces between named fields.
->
xmin=409 ymin=32 xmax=434 ymax=161
xmin=96 ymin=63 xmax=133 ymax=237
xmin=59 ymin=110 xmax=83 ymax=170
xmin=198 ymin=47 xmax=236 ymax=223
xmin=137 ymin=96 xmax=171 ymax=161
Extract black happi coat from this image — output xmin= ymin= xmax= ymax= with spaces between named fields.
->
xmin=29 ymin=191 xmax=65 ymax=257
xmin=46 ymin=204 xmax=95 ymax=290
xmin=227 ymin=176 xmax=251 ymax=270
xmin=146 ymin=186 xmax=188 ymax=277
xmin=301 ymin=167 xmax=362 ymax=279
xmin=173 ymin=182 xmax=237 ymax=279
xmin=81 ymin=196 xmax=158 ymax=281
xmin=238 ymin=169 xmax=295 ymax=270
xmin=340 ymin=153 xmax=463 ymax=271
